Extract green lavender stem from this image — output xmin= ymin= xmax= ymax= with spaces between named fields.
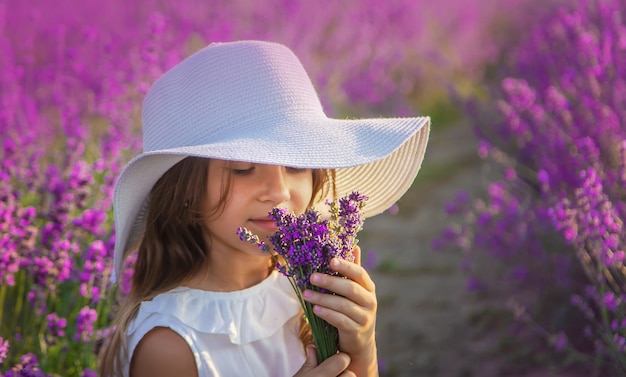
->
xmin=303 ymin=298 xmax=338 ymax=363
xmin=285 ymin=272 xmax=338 ymax=364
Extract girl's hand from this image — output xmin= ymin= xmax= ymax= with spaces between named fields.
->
xmin=293 ymin=345 xmax=354 ymax=377
xmin=303 ymin=246 xmax=379 ymax=376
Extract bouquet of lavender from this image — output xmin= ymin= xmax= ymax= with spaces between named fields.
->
xmin=237 ymin=191 xmax=367 ymax=363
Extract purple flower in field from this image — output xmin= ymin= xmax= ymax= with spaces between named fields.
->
xmin=363 ymin=250 xmax=378 ymax=270
xmin=613 ymin=335 xmax=626 ymax=352
xmin=4 ymin=366 xmax=47 ymax=377
xmin=72 ymin=208 xmax=107 ymax=236
xmin=444 ymin=191 xmax=470 ymax=216
xmin=509 ymin=265 xmax=528 ymax=281
xmin=442 ymin=0 xmax=626 ymax=371
xmin=477 ymin=140 xmax=490 ymax=159
xmin=377 ymin=358 xmax=388 ymax=374
xmin=610 ymin=319 xmax=626 ymax=332
xmin=93 ymin=325 xmax=115 ymax=346
xmin=550 ymin=331 xmax=568 ymax=352
xmin=430 ymin=225 xmax=464 ymax=251
xmin=0 ymin=336 xmax=9 ymax=363
xmin=119 ymin=251 xmax=137 ymax=297
xmin=19 ymin=354 xmax=38 ymax=367
xmin=45 ymin=313 xmax=67 ymax=338
xmin=68 ymin=160 xmax=94 ymax=209
xmin=2 ymin=353 xmax=49 ymax=377
xmin=603 ymin=292 xmax=619 ymax=312
xmin=78 ymin=240 xmax=110 ymax=303
xmin=386 ymin=203 xmax=399 ymax=215
xmin=465 ymin=277 xmax=484 ymax=292
xmin=74 ymin=306 xmax=97 ymax=343
xmin=30 ymin=256 xmax=54 ymax=287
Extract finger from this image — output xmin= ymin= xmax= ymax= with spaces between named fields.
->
xmin=316 ymin=352 xmax=351 ymax=375
xmin=303 ymin=289 xmax=369 ymax=325
xmin=338 ymin=371 xmax=357 ymax=377
xmin=309 ymin=272 xmax=374 ymax=308
xmin=302 ymin=345 xmax=318 ymax=369
xmin=323 ymin=258 xmax=376 ymax=293
xmin=331 ymin=257 xmax=375 ymax=292
xmin=352 ymin=245 xmax=361 ymax=265
xmin=312 ymin=304 xmax=363 ymax=333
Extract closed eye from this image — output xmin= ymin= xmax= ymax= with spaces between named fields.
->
xmin=286 ymin=167 xmax=310 ymax=174
xmin=228 ymin=162 xmax=255 ymax=175
xmin=231 ymin=166 xmax=255 ymax=176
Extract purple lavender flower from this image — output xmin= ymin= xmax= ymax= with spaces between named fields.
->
xmin=2 ymin=353 xmax=49 ymax=377
xmin=0 ymin=336 xmax=9 ymax=363
xmin=4 ymin=366 xmax=47 ymax=377
xmin=45 ymin=313 xmax=67 ymax=338
xmin=444 ymin=191 xmax=470 ymax=216
xmin=119 ymin=251 xmax=137 ymax=298
xmin=239 ymin=192 xmax=367 ymax=290
xmin=19 ymin=354 xmax=39 ymax=369
xmin=73 ymin=307 xmax=97 ymax=343
xmin=604 ymin=292 xmax=619 ymax=312
xmin=72 ymin=209 xmax=107 ymax=237
xmin=265 ymin=207 xmax=337 ymax=289
xmin=78 ymin=240 xmax=109 ymax=303
xmin=363 ymin=250 xmax=378 ymax=270
xmin=330 ymin=191 xmax=367 ymax=260
xmin=237 ymin=191 xmax=368 ymax=363
xmin=441 ymin=0 xmax=626 ymax=372
xmin=551 ymin=332 xmax=568 ymax=352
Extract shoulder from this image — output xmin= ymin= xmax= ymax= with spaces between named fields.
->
xmin=130 ymin=327 xmax=197 ymax=377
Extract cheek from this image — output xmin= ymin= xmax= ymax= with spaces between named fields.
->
xmin=295 ymin=177 xmax=314 ymax=209
xmin=203 ymin=177 xmax=231 ymax=220
xmin=202 ymin=182 xmax=218 ymax=215
xmin=206 ymin=184 xmax=222 ymax=209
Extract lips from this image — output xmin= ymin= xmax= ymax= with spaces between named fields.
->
xmin=248 ymin=218 xmax=279 ymax=232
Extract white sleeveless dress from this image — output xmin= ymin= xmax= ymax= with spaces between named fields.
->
xmin=125 ymin=271 xmax=306 ymax=376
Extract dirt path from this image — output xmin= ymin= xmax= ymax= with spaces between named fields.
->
xmin=359 ymin=123 xmax=531 ymax=377
xmin=360 ymin=122 xmax=593 ymax=377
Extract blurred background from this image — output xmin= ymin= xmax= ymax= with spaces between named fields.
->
xmin=1 ymin=0 xmax=625 ymax=375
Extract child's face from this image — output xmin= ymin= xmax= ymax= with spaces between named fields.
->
xmin=202 ymin=159 xmax=313 ymax=258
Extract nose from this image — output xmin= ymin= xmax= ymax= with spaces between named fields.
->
xmin=259 ymin=165 xmax=291 ymax=205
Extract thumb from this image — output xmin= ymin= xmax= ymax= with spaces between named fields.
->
xmin=301 ymin=345 xmax=318 ymax=370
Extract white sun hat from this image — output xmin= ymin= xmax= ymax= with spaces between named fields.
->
xmin=113 ymin=40 xmax=430 ymax=279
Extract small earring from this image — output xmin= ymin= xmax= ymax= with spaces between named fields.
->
xmin=184 ymin=200 xmax=190 ymax=208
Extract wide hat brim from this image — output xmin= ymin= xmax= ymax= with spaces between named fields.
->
xmin=112 ymin=40 xmax=430 ymax=280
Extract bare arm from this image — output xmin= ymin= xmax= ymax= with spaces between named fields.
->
xmin=130 ymin=327 xmax=198 ymax=377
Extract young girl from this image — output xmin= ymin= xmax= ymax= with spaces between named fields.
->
xmin=99 ymin=40 xmax=430 ymax=377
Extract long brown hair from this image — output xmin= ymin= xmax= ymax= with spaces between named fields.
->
xmin=99 ymin=157 xmax=334 ymax=376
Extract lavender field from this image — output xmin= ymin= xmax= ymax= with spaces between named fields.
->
xmin=1 ymin=0 xmax=625 ymax=375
